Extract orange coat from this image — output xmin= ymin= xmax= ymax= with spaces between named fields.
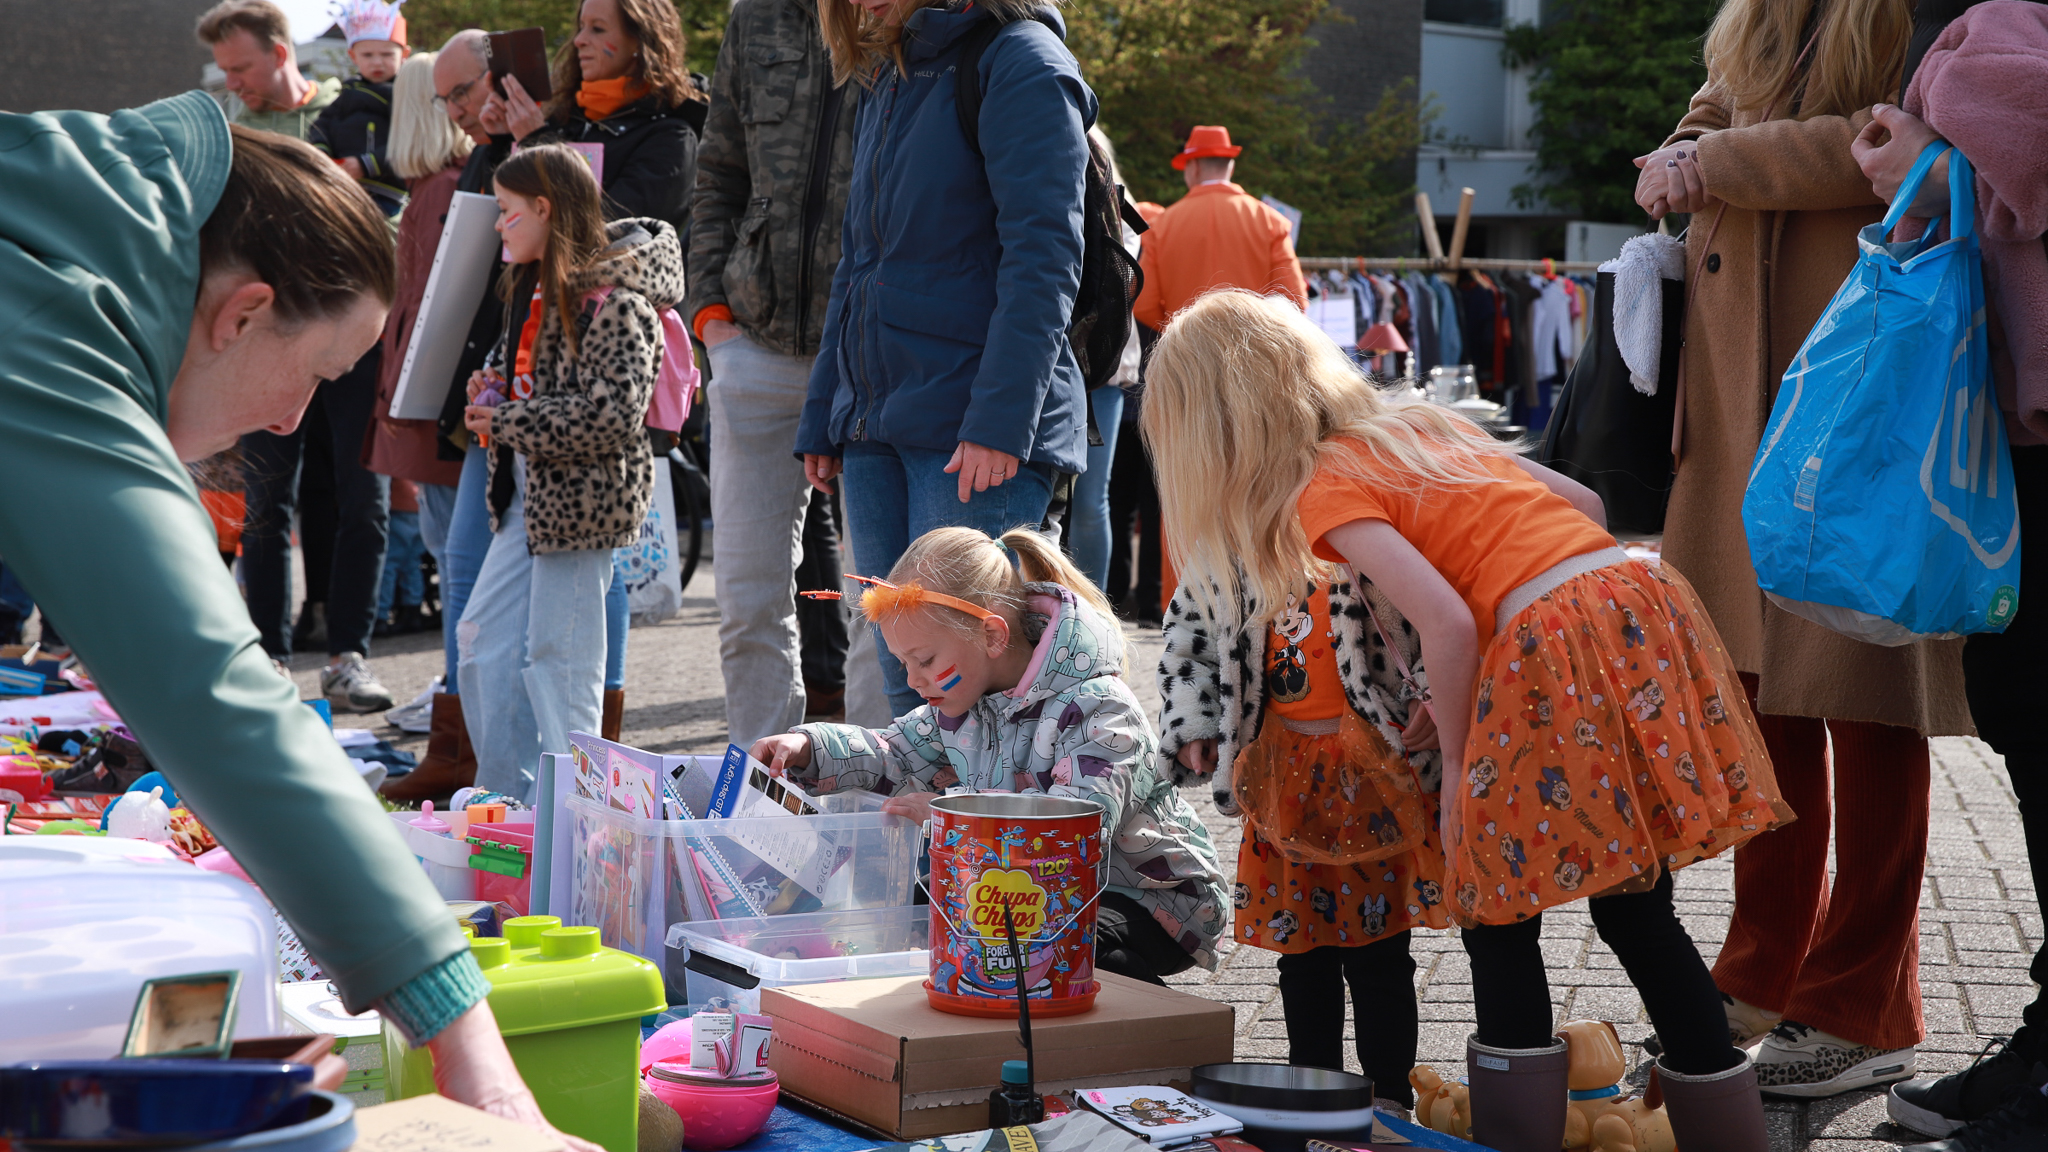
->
xmin=1133 ymin=182 xmax=1307 ymax=329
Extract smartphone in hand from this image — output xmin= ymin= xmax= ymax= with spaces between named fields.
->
xmin=487 ymin=27 xmax=553 ymax=103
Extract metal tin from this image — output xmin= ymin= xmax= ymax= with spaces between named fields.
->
xmin=923 ymin=793 xmax=1106 ymax=1018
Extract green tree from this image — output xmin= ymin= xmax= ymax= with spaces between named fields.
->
xmin=403 ymin=0 xmax=728 ymax=77
xmin=1067 ymin=0 xmax=1421 ymax=255
xmin=1503 ymin=0 xmax=1716 ymax=223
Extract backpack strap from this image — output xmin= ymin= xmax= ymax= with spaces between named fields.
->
xmin=952 ymin=9 xmax=1060 ymax=157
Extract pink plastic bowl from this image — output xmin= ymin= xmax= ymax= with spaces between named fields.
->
xmin=644 ymin=1067 xmax=779 ymax=1151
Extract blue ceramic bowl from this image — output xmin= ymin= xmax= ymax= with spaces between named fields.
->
xmin=1 ymin=1059 xmax=314 ymax=1144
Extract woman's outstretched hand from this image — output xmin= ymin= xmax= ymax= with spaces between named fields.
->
xmin=428 ymin=1002 xmax=602 ymax=1152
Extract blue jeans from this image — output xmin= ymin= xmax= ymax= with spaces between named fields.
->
xmin=438 ymin=446 xmax=495 ymax=691
xmin=375 ymin=510 xmax=425 ymax=618
xmin=456 ymin=462 xmax=612 ymax=803
xmin=604 ymin=557 xmax=628 ymax=692
xmin=839 ymin=441 xmax=1056 ymax=717
xmin=1067 ymin=387 xmax=1124 ymax=588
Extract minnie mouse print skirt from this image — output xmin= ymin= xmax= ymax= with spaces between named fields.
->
xmin=1447 ymin=554 xmax=1793 ymax=926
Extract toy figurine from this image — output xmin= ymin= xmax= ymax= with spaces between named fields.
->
xmin=1558 ymin=1020 xmax=1674 ymax=1152
xmin=1409 ymin=1020 xmax=1675 ymax=1152
xmin=1410 ymin=1064 xmax=1472 ymax=1140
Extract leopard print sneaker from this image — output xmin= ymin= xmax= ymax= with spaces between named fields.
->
xmin=1756 ymin=1019 xmax=1917 ymax=1098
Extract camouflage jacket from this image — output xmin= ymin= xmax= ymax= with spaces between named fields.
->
xmin=686 ymin=0 xmax=859 ymax=357
xmin=792 ymin=583 xmax=1229 ymax=970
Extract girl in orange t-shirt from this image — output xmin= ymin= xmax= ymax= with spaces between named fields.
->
xmin=1141 ymin=290 xmax=1789 ymax=1152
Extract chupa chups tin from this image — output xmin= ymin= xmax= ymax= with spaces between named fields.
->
xmin=924 ymin=793 xmax=1106 ymax=1018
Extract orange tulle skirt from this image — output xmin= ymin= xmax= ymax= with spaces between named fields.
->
xmin=1447 ymin=558 xmax=1793 ymax=926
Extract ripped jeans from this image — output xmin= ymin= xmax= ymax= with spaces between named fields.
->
xmin=456 ymin=459 xmax=612 ymax=803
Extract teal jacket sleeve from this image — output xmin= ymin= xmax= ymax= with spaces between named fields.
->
xmin=0 ymin=97 xmax=470 ymax=1018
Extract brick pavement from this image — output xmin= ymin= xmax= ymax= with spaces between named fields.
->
xmin=320 ymin=558 xmax=2042 ymax=1151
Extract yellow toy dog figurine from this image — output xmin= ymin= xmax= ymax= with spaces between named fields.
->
xmin=1409 ymin=1064 xmax=1472 ymax=1140
xmin=1558 ymin=1020 xmax=1673 ymax=1152
xmin=1410 ymin=1021 xmax=1674 ymax=1152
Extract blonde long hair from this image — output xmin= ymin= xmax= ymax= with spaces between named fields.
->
xmin=1702 ymin=0 xmax=1911 ymax=119
xmin=1141 ymin=290 xmax=1519 ymax=627
xmin=883 ymin=526 xmax=1125 ymax=672
xmin=820 ymin=0 xmax=1052 ymax=88
xmin=389 ymin=52 xmax=472 ymax=180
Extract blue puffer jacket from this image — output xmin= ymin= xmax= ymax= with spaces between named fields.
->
xmin=795 ymin=0 xmax=1096 ymax=473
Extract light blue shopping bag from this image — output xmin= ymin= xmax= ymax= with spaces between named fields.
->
xmin=1742 ymin=142 xmax=2020 ymax=645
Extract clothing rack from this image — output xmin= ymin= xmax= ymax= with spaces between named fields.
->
xmin=1299 ymin=187 xmax=1600 ymax=276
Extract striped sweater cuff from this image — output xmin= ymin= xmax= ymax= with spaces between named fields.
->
xmin=374 ymin=949 xmax=492 ymax=1046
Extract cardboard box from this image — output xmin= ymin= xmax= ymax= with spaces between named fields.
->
xmin=763 ymin=971 xmax=1235 ymax=1140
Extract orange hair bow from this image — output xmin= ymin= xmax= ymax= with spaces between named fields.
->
xmin=799 ymin=574 xmax=1001 ymax=626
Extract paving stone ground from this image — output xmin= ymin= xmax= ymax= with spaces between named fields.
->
xmin=312 ymin=551 xmax=2042 ymax=1151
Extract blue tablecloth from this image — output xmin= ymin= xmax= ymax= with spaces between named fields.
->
xmin=726 ymin=1103 xmax=880 ymax=1152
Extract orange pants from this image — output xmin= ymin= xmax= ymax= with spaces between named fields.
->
xmin=1711 ymin=673 xmax=1930 ymax=1050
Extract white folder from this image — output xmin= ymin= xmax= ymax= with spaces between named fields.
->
xmin=389 ymin=191 xmax=502 ymax=419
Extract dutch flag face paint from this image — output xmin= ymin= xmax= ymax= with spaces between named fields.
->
xmin=935 ymin=664 xmax=962 ymax=692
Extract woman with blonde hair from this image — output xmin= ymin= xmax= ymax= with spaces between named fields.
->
xmin=371 ymin=50 xmax=486 ymax=802
xmin=1635 ymin=0 xmax=1967 ymax=1098
xmin=799 ymin=0 xmax=1097 ymax=717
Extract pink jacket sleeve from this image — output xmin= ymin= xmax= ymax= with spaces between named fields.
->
xmin=1907 ymin=0 xmax=2048 ymax=243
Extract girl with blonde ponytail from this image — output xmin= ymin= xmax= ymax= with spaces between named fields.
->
xmin=1144 ymin=289 xmax=1793 ymax=1152
xmin=753 ymin=524 xmax=1229 ymax=984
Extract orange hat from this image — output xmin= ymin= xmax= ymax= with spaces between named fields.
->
xmin=1172 ymin=125 xmax=1242 ymax=170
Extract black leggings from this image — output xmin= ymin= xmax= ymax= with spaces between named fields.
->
xmin=1460 ymin=872 xmax=1741 ymax=1076
xmin=1095 ymin=891 xmax=1198 ymax=986
xmin=1277 ymin=933 xmax=1419 ymax=1107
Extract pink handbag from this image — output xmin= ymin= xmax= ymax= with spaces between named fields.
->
xmin=586 ymin=285 xmax=700 ymax=432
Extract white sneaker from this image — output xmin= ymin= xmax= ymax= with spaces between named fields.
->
xmin=321 ymin=652 xmax=396 ymax=714
xmin=1725 ymin=992 xmax=1784 ymax=1046
xmin=1755 ymin=1019 xmax=1916 ymax=1098
xmin=384 ymin=676 xmax=441 ymax=733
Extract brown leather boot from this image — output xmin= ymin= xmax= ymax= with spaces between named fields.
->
xmin=602 ymin=688 xmax=625 ymax=743
xmin=1467 ymin=1034 xmax=1571 ymax=1152
xmin=1654 ymin=1054 xmax=1768 ymax=1152
xmin=380 ymin=693 xmax=475 ymax=804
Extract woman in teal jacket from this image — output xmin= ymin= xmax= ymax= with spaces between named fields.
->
xmin=0 ymin=92 xmax=588 ymax=1148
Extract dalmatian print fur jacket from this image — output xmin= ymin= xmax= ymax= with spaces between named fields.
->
xmin=1155 ymin=570 xmax=1440 ymax=817
xmin=790 ymin=583 xmax=1230 ymax=970
xmin=484 ymin=218 xmax=683 ymax=554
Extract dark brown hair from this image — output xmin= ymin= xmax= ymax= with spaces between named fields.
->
xmin=493 ymin=144 xmax=610 ymax=359
xmin=199 ymin=125 xmax=397 ymax=325
xmin=544 ymin=0 xmax=707 ymax=121
xmin=195 ymin=0 xmax=291 ymax=48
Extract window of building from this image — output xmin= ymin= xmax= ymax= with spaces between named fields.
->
xmin=1424 ymin=0 xmax=1504 ymax=28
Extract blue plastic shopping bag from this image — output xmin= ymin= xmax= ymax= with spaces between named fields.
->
xmin=1742 ymin=143 xmax=2020 ymax=645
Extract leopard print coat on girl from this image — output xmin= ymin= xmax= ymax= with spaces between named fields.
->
xmin=484 ymin=217 xmax=684 ymax=554
xmin=1155 ymin=570 xmax=1440 ymax=816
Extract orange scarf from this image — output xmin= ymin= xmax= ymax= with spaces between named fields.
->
xmin=575 ymin=76 xmax=651 ymax=121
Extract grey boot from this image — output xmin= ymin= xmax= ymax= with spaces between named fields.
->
xmin=1654 ymin=1054 xmax=1769 ymax=1152
xmin=1467 ymin=1034 xmax=1570 ymax=1152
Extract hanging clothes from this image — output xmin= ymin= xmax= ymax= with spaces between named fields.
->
xmin=1430 ymin=276 xmax=1463 ymax=368
xmin=1526 ymin=273 xmax=1576 ymax=382
xmin=1403 ymin=271 xmax=1440 ymax=378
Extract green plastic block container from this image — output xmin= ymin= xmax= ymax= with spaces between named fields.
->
xmin=389 ymin=917 xmax=664 ymax=1152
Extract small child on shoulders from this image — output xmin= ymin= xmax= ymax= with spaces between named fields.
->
xmin=310 ymin=0 xmax=410 ymax=216
xmin=753 ymin=525 xmax=1230 ymax=984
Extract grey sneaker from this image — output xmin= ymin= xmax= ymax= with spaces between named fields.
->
xmin=383 ymin=676 xmax=440 ymax=733
xmin=322 ymin=652 xmax=395 ymax=714
xmin=1756 ymin=1019 xmax=1916 ymax=1098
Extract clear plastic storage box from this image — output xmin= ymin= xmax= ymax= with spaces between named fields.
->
xmin=665 ymin=905 xmax=930 ymax=1013
xmin=565 ymin=792 xmax=918 ymax=970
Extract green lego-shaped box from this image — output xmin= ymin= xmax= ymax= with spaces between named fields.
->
xmin=388 ymin=917 xmax=665 ymax=1152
